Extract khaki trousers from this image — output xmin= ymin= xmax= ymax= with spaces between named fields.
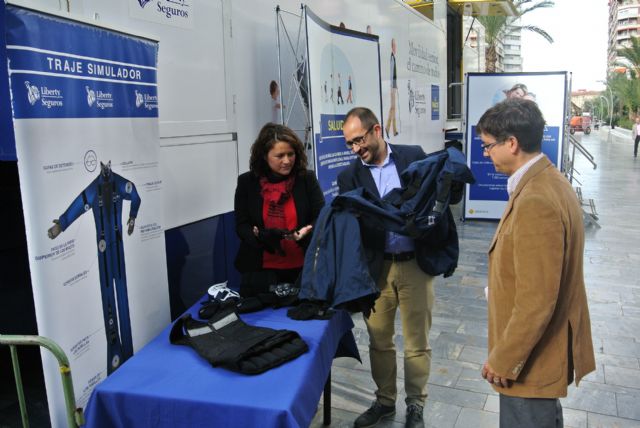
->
xmin=365 ymin=258 xmax=435 ymax=407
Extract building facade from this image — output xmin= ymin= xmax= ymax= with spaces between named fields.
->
xmin=609 ymin=0 xmax=640 ymax=73
xmin=463 ymin=17 xmax=487 ymax=72
xmin=503 ymin=23 xmax=523 ymax=72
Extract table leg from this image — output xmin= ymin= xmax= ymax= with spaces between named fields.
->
xmin=323 ymin=369 xmax=331 ymax=425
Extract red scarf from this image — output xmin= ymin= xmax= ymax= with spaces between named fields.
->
xmin=260 ymin=175 xmax=304 ymax=269
xmin=260 ymin=176 xmax=294 ymax=229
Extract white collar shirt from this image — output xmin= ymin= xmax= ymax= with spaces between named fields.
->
xmin=507 ymin=153 xmax=545 ymax=197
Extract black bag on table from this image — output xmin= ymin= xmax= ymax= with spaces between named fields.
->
xmin=169 ymin=309 xmax=308 ymax=374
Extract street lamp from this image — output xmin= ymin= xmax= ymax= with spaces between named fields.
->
xmin=599 ymin=95 xmax=610 ymax=129
xmin=597 ymin=80 xmax=613 ymax=129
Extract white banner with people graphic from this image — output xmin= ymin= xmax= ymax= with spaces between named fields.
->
xmin=4 ymin=6 xmax=170 ymax=426
xmin=305 ymin=6 xmax=382 ymax=202
xmin=304 ymin=4 xmax=445 ymax=202
xmin=464 ymin=72 xmax=568 ymax=220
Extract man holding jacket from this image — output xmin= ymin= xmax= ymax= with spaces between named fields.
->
xmin=477 ymin=98 xmax=595 ymax=427
xmin=339 ymin=107 xmax=433 ymax=428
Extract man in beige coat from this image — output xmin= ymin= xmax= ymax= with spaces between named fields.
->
xmin=476 ymin=98 xmax=595 ymax=427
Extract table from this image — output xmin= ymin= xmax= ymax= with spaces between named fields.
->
xmin=84 ymin=300 xmax=359 ymax=428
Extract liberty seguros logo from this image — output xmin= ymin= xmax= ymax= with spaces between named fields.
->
xmin=24 ymin=80 xmax=63 ymax=109
xmin=137 ymin=0 xmax=190 ymax=10
xmin=134 ymin=90 xmax=144 ymax=108
xmin=86 ymin=86 xmax=96 ymax=107
xmin=86 ymin=86 xmax=114 ymax=110
xmin=134 ymin=89 xmax=158 ymax=110
xmin=24 ymin=81 xmax=40 ymax=105
xmin=137 ymin=0 xmax=190 ymax=20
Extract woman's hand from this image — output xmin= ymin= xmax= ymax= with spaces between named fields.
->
xmin=252 ymin=226 xmax=259 ymax=237
xmin=285 ymin=225 xmax=313 ymax=241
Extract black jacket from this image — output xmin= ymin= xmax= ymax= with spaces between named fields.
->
xmin=338 ymin=144 xmax=428 ymax=280
xmin=234 ymin=170 xmax=325 ymax=273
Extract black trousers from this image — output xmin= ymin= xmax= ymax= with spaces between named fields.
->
xmin=634 ymin=136 xmax=640 ymax=157
xmin=499 ymin=395 xmax=563 ymax=428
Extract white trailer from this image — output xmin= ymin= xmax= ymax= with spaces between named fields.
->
xmin=1 ymin=1 xmax=449 ymax=425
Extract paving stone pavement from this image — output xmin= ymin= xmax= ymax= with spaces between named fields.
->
xmin=311 ymin=127 xmax=640 ymax=428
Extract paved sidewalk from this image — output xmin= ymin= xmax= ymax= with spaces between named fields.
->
xmin=311 ymin=127 xmax=640 ymax=428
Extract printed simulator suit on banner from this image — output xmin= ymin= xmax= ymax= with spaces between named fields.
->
xmin=48 ymin=162 xmax=141 ymax=374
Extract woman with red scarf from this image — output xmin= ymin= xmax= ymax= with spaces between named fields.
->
xmin=234 ymin=123 xmax=325 ymax=296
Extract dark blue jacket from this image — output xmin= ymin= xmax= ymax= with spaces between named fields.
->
xmin=337 ymin=144 xmax=425 ymax=280
xmin=334 ymin=147 xmax=475 ymax=277
xmin=298 ymin=145 xmax=474 ymax=314
xmin=298 ymin=205 xmax=379 ymax=313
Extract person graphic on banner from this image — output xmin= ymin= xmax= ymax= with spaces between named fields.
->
xmin=48 ymin=161 xmax=141 ymax=375
xmin=491 ymin=83 xmax=529 ymax=106
xmin=337 ymin=73 xmax=345 ymax=105
xmin=234 ymin=123 xmax=324 ymax=298
xmin=632 ymin=116 xmax=640 ymax=158
xmin=339 ymin=107 xmax=436 ymax=428
xmin=330 ymin=73 xmax=335 ymax=103
xmin=346 ymin=75 xmax=353 ymax=104
xmin=269 ymin=80 xmax=282 ymax=124
xmin=477 ymin=98 xmax=595 ymax=427
xmin=385 ymin=38 xmax=399 ymax=139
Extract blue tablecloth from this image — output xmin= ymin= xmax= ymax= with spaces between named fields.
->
xmin=84 ymin=302 xmax=358 ymax=428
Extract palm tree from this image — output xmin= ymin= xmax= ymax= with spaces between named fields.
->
xmin=617 ymin=36 xmax=640 ymax=78
xmin=614 ymin=37 xmax=640 ymax=118
xmin=608 ymin=73 xmax=639 ymax=120
xmin=477 ymin=0 xmax=554 ymax=72
xmin=607 ymin=37 xmax=640 ymax=119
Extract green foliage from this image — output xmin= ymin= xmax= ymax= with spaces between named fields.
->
xmin=616 ymin=37 xmax=640 ymax=78
xmin=476 ymin=0 xmax=555 ymax=72
xmin=619 ymin=117 xmax=633 ymax=129
xmin=590 ymin=97 xmax=610 ymax=122
xmin=606 ymin=36 xmax=640 ymax=120
xmin=608 ymin=70 xmax=640 ymax=119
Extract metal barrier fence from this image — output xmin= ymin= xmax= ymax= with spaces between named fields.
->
xmin=0 ymin=334 xmax=84 ymax=428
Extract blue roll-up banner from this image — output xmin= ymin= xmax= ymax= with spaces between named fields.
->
xmin=4 ymin=6 xmax=170 ymax=426
xmin=463 ymin=72 xmax=568 ymax=220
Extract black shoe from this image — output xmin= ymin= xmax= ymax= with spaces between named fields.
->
xmin=385 ymin=129 xmax=390 ymax=139
xmin=405 ymin=404 xmax=424 ymax=428
xmin=354 ymin=400 xmax=395 ymax=428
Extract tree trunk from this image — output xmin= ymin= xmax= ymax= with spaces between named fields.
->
xmin=485 ymin=44 xmax=497 ymax=73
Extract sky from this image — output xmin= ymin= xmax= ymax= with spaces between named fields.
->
xmin=520 ymin=0 xmax=608 ymax=91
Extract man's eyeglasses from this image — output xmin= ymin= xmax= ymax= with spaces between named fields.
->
xmin=481 ymin=140 xmax=502 ymax=153
xmin=345 ymin=125 xmax=375 ymax=149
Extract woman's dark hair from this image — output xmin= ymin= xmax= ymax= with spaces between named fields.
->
xmin=249 ymin=123 xmax=308 ymax=176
